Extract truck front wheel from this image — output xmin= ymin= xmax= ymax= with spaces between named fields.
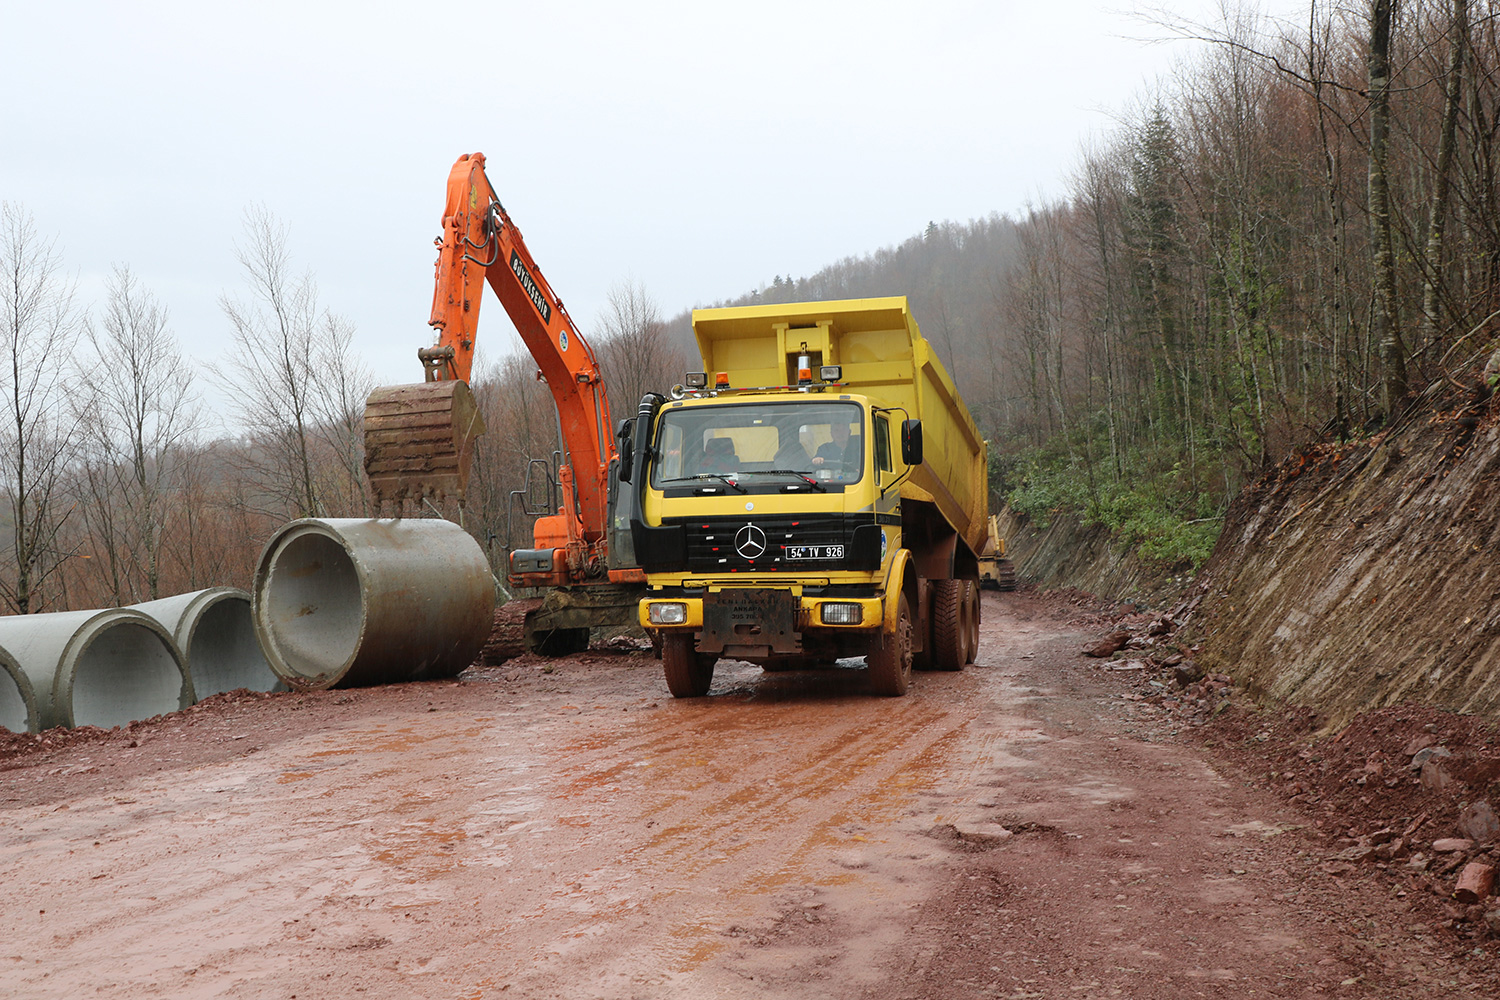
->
xmin=867 ymin=594 xmax=913 ymax=696
xmin=662 ymin=634 xmax=716 ymax=698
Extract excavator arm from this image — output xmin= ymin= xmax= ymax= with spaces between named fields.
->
xmin=364 ymin=153 xmax=618 ymax=583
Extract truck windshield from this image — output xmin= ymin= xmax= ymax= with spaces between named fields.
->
xmin=652 ymin=401 xmax=864 ymax=487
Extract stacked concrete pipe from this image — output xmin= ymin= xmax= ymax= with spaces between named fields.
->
xmin=253 ymin=518 xmax=497 ymax=690
xmin=0 ymin=609 xmax=193 ymax=732
xmin=1 ymin=645 xmax=37 ymax=733
xmin=132 ymin=588 xmax=278 ymax=698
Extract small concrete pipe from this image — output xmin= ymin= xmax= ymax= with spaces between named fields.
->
xmin=0 ymin=609 xmax=193 ymax=732
xmin=0 ymin=646 xmax=38 ymax=733
xmin=253 ymin=518 xmax=497 ymax=690
xmin=132 ymin=588 xmax=278 ymax=699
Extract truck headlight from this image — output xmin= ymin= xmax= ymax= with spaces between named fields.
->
xmin=820 ymin=602 xmax=863 ymax=625
xmin=648 ymin=602 xmax=688 ymax=625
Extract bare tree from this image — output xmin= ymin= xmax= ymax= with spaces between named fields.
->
xmin=1369 ymin=0 xmax=1409 ymax=411
xmin=73 ymin=264 xmax=200 ymax=601
xmin=594 ymin=280 xmax=683 ymax=417
xmin=0 ymin=203 xmax=82 ymax=613
xmin=73 ymin=442 xmax=129 ymax=606
xmin=467 ymin=349 xmax=558 ymax=566
xmin=1420 ymin=0 xmax=1468 ymax=353
xmin=213 ymin=205 xmax=368 ymax=518
xmin=309 ymin=312 xmax=373 ymax=517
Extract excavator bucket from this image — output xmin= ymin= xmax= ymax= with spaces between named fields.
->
xmin=363 ymin=381 xmax=486 ymax=505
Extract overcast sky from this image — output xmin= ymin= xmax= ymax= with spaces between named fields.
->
xmin=2 ymin=0 xmax=1308 ymax=406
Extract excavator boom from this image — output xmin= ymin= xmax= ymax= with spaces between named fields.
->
xmin=364 ymin=154 xmax=616 ymax=565
xmin=364 ymin=153 xmax=650 ymax=658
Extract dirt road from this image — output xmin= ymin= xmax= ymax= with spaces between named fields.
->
xmin=1 ymin=592 xmax=1490 ymax=998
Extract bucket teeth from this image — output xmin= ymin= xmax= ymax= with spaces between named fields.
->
xmin=363 ymin=381 xmax=486 ymax=504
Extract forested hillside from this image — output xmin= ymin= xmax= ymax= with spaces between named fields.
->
xmin=8 ymin=1 xmax=1500 ymax=612
xmin=663 ymin=0 xmax=1500 ymax=573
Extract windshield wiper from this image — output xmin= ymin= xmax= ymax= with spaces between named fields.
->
xmin=740 ymin=469 xmax=827 ymax=492
xmin=659 ymin=474 xmax=747 ymax=493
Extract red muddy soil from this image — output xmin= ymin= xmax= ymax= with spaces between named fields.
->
xmin=1 ymin=590 xmax=1496 ymax=999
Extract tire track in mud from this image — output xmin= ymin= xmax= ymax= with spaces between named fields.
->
xmin=441 ymin=682 xmax=983 ymax=995
xmin=1 ymin=659 xmax=994 ymax=999
xmin=3 ymin=590 xmax=1390 ymax=1000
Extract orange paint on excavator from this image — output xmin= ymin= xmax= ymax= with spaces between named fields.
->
xmin=364 ymin=153 xmax=643 ymax=590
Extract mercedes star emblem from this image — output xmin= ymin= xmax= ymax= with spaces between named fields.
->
xmin=734 ymin=523 xmax=768 ymax=559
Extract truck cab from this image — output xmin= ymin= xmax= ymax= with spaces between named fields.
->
xmin=629 ymin=298 xmax=987 ymax=698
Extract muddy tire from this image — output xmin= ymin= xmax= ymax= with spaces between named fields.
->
xmin=955 ymin=582 xmax=975 ymax=665
xmin=662 ymin=634 xmax=716 ymax=698
xmin=867 ymin=594 xmax=913 ymax=696
xmin=964 ymin=582 xmax=981 ymax=664
xmin=930 ymin=579 xmax=965 ymax=671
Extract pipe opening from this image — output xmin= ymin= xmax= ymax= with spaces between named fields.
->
xmin=262 ymin=531 xmax=365 ymax=682
xmin=1 ymin=664 xmax=27 ymax=732
xmin=72 ymin=623 xmax=182 ymax=729
xmin=191 ymin=597 xmax=275 ymax=697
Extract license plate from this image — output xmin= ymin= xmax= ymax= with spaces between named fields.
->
xmin=784 ymin=544 xmax=844 ymax=561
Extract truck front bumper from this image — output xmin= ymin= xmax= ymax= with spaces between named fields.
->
xmin=640 ymin=593 xmax=884 ymax=634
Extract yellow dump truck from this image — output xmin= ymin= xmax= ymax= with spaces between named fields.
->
xmin=623 ymin=297 xmax=987 ymax=697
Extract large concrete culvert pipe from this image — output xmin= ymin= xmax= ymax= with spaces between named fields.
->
xmin=132 ymin=588 xmax=278 ymax=698
xmin=0 ymin=610 xmax=192 ymax=732
xmin=253 ymin=518 xmax=497 ymax=690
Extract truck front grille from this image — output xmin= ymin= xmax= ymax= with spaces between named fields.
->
xmin=663 ymin=514 xmax=877 ymax=574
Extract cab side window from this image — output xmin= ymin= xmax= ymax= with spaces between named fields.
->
xmin=874 ymin=414 xmax=892 ymax=473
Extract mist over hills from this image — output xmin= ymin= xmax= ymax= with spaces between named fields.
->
xmin=662 ymin=214 xmax=1021 ymax=436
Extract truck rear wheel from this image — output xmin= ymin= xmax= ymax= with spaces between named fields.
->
xmin=931 ymin=580 xmax=966 ymax=671
xmin=956 ymin=582 xmax=975 ymax=664
xmin=662 ymin=634 xmax=716 ymax=698
xmin=963 ymin=582 xmax=980 ymax=664
xmin=867 ymin=594 xmax=913 ymax=696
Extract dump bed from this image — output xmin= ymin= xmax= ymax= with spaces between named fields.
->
xmin=692 ymin=297 xmax=987 ymax=555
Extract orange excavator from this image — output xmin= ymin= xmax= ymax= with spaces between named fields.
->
xmin=364 ymin=152 xmax=646 ymax=655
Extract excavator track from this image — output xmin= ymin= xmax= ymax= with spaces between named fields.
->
xmin=478 ymin=585 xmax=648 ymax=665
xmin=480 ymin=598 xmax=545 ymax=665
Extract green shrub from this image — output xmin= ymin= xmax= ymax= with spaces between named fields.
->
xmin=999 ymin=449 xmax=1222 ymax=571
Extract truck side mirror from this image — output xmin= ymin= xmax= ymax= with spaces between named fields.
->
xmin=901 ymin=419 xmax=923 ymax=467
xmin=617 ymin=421 xmax=635 ymax=483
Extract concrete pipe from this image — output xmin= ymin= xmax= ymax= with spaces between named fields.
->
xmin=0 ymin=609 xmax=192 ymax=732
xmin=132 ymin=588 xmax=278 ymax=699
xmin=1 ymin=645 xmax=38 ymax=733
xmin=253 ymin=518 xmax=497 ymax=690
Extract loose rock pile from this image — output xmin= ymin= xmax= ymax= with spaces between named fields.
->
xmin=1080 ymin=608 xmax=1235 ymax=728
